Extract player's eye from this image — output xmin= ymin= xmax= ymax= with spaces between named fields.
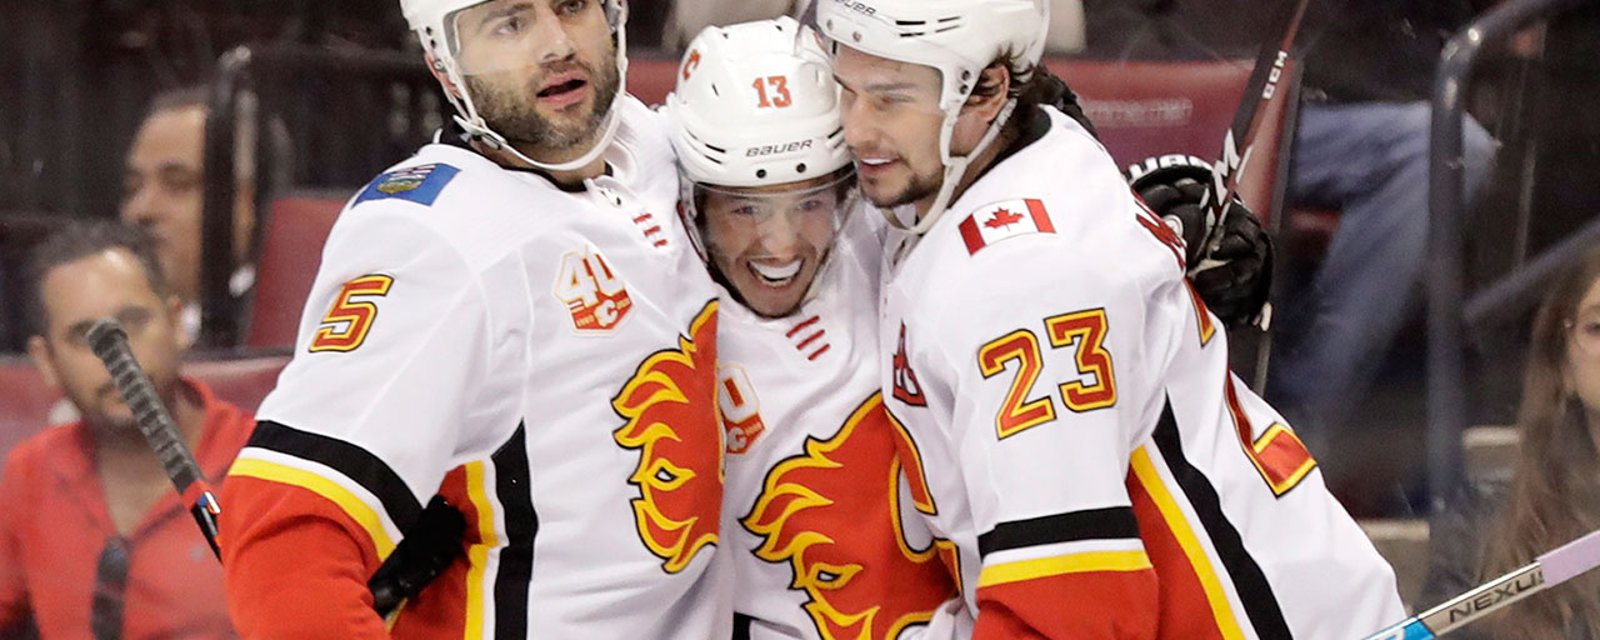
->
xmin=557 ymin=0 xmax=587 ymax=16
xmin=493 ymin=15 xmax=524 ymax=36
xmin=796 ymin=197 xmax=829 ymax=213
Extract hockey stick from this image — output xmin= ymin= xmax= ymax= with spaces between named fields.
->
xmin=85 ymin=317 xmax=465 ymax=617
xmin=1193 ymin=0 xmax=1314 ymax=277
xmin=1364 ymin=529 xmax=1600 ymax=639
xmin=87 ymin=318 xmax=223 ymax=559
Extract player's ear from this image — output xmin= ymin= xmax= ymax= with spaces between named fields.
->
xmin=963 ymin=64 xmax=1011 ymax=124
xmin=425 ymin=52 xmax=465 ymax=100
xmin=26 ymin=335 xmax=62 ymax=391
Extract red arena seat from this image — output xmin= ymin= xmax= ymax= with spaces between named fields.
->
xmin=247 ymin=194 xmax=347 ymax=349
xmin=0 ymin=357 xmax=64 ymax=465
xmin=627 ymin=56 xmax=679 ymax=107
xmin=1044 ymin=58 xmax=1301 ymax=229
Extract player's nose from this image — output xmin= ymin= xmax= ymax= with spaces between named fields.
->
xmin=757 ymin=214 xmax=802 ymax=259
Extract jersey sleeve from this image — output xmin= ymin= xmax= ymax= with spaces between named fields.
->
xmin=931 ymin=213 xmax=1169 ymax=638
xmin=220 ymin=206 xmax=507 ymax=639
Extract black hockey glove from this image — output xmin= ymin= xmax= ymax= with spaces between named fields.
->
xmin=1128 ymin=156 xmax=1272 ymax=328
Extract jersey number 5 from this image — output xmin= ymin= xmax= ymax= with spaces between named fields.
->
xmin=977 ymin=308 xmax=1117 ymax=440
xmin=310 ymin=274 xmax=394 ymax=353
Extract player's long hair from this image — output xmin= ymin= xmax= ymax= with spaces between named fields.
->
xmin=1481 ymin=247 xmax=1600 ymax=639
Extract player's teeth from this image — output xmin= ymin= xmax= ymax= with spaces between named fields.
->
xmin=750 ymin=260 xmax=801 ymax=284
xmin=862 ymin=158 xmax=892 ymax=166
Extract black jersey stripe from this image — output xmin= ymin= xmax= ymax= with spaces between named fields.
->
xmin=248 ymin=420 xmax=422 ymax=527
xmin=492 ymin=423 xmax=536 ymax=640
xmin=1151 ymin=399 xmax=1293 ymax=639
xmin=978 ymin=506 xmax=1142 ymax=558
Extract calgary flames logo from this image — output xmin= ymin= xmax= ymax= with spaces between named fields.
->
xmin=613 ymin=301 xmax=723 ymax=574
xmin=743 ymin=394 xmax=956 ymax=639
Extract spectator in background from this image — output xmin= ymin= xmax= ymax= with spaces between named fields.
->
xmin=1422 ymin=247 xmax=1600 ymax=639
xmin=119 ymin=87 xmax=264 ymax=345
xmin=664 ymin=0 xmax=1086 ymax=54
xmin=0 ymin=221 xmax=253 ymax=640
xmin=1083 ymin=0 xmax=1499 ymax=448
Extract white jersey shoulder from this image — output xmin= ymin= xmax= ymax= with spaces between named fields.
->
xmin=249 ymin=97 xmax=730 ymax=639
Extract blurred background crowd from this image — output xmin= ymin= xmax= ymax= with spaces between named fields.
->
xmin=1 ymin=0 xmax=1599 ymax=637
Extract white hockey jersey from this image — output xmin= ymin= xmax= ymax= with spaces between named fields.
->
xmin=220 ymin=97 xmax=732 ymax=639
xmin=877 ymin=106 xmax=1403 ymax=639
xmin=720 ymin=210 xmax=960 ymax=640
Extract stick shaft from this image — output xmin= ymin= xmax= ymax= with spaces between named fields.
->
xmin=87 ymin=319 xmax=222 ymax=559
xmin=1364 ymin=529 xmax=1600 ymax=639
xmin=1197 ymin=0 xmax=1314 ymax=272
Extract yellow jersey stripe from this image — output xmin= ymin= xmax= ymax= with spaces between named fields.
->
xmin=229 ymin=457 xmax=397 ymax=556
xmin=463 ymin=461 xmax=498 ymax=640
xmin=1130 ymin=446 xmax=1247 ymax=640
xmin=978 ymin=550 xmax=1152 ymax=588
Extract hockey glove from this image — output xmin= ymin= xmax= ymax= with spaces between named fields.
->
xmin=1129 ymin=156 xmax=1273 ymax=328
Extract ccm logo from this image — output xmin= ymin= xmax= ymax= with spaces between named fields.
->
xmin=746 ymin=140 xmax=813 ymax=157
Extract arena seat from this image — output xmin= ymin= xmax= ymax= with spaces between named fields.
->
xmin=246 ymin=194 xmax=346 ymax=349
xmin=1044 ymin=58 xmax=1300 ymax=228
xmin=0 ymin=356 xmax=63 ymax=464
xmin=627 ymin=56 xmax=679 ymax=107
xmin=185 ymin=351 xmax=292 ymax=415
xmin=0 ymin=352 xmax=289 ymax=471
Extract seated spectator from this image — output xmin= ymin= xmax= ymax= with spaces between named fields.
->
xmin=0 ymin=220 xmax=253 ymax=640
xmin=119 ymin=87 xmax=263 ymax=345
xmin=1421 ymin=246 xmax=1600 ymax=639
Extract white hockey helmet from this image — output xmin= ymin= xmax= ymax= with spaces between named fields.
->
xmin=664 ymin=17 xmax=857 ymax=316
xmin=665 ymin=17 xmax=849 ymax=189
xmin=816 ymin=0 xmax=1049 ymax=233
xmin=399 ymin=0 xmax=630 ymax=172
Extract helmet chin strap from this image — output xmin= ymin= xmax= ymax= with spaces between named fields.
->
xmin=878 ymin=97 xmax=1018 ymax=235
xmin=457 ymin=105 xmax=623 ymax=173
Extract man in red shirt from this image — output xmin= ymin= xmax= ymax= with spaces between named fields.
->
xmin=0 ymin=220 xmax=255 ymax=639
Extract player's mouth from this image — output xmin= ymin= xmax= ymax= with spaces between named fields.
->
xmin=536 ymin=71 xmax=591 ymax=108
xmin=856 ymin=156 xmax=899 ymax=179
xmin=748 ymin=259 xmax=803 ymax=288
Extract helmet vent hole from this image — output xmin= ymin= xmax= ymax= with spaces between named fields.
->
xmin=796 ymin=163 xmax=807 ymax=174
xmin=757 ymin=169 xmax=768 ymax=179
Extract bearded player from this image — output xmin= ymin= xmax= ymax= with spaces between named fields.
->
xmin=217 ymin=0 xmax=729 ymax=637
xmin=817 ymin=0 xmax=1405 ymax=637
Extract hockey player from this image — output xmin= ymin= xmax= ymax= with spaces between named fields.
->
xmin=216 ymin=1 xmax=729 ymax=637
xmin=664 ymin=18 xmax=961 ymax=640
xmin=816 ymin=0 xmax=1406 ymax=637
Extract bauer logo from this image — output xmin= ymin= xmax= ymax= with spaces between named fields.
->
xmin=746 ymin=140 xmax=814 ymax=158
xmin=831 ymin=0 xmax=877 ymax=17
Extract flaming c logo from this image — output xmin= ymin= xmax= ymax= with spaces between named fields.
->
xmin=613 ymin=301 xmax=723 ymax=574
xmin=743 ymin=393 xmax=957 ymax=639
